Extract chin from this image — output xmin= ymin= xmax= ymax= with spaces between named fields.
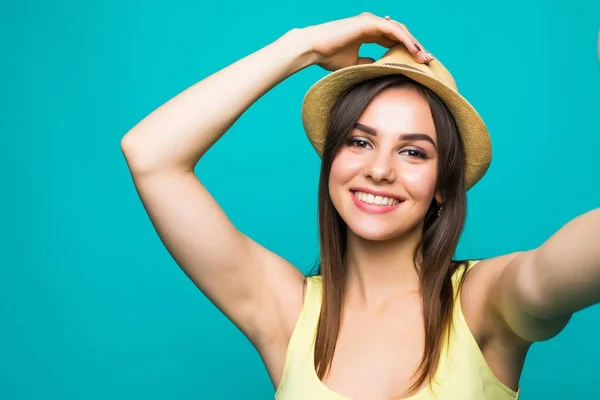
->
xmin=345 ymin=220 xmax=414 ymax=242
xmin=335 ymin=198 xmax=424 ymax=242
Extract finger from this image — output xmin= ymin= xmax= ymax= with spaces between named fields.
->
xmin=357 ymin=57 xmax=376 ymax=65
xmin=392 ymin=21 xmax=434 ymax=63
xmin=376 ymin=17 xmax=432 ymax=63
xmin=358 ymin=13 xmax=416 ymax=52
xmin=359 ymin=14 xmax=431 ymax=63
xmin=361 ymin=29 xmax=404 ymax=49
xmin=370 ymin=16 xmax=420 ymax=54
xmin=373 ymin=35 xmax=398 ymax=48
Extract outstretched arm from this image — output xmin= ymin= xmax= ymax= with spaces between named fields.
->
xmin=492 ymin=208 xmax=600 ymax=342
xmin=527 ymin=208 xmax=600 ymax=316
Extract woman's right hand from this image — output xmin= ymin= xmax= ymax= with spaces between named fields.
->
xmin=299 ymin=13 xmax=433 ymax=72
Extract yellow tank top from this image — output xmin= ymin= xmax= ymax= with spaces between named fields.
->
xmin=274 ymin=260 xmax=520 ymax=399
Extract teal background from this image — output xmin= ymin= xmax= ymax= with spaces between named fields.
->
xmin=1 ymin=0 xmax=599 ymax=398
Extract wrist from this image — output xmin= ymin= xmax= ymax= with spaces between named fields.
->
xmin=276 ymin=28 xmax=319 ymax=72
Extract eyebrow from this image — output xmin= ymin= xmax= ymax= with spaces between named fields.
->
xmin=354 ymin=122 xmax=438 ymax=150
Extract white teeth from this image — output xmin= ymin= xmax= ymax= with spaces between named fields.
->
xmin=352 ymin=191 xmax=401 ymax=206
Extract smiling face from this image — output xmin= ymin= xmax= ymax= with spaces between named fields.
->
xmin=328 ymin=85 xmax=442 ymax=241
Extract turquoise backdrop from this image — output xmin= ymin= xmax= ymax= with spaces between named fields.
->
xmin=1 ymin=0 xmax=599 ymax=399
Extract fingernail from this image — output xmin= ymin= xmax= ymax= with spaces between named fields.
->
xmin=414 ymin=42 xmax=421 ymax=52
xmin=427 ymin=51 xmax=434 ymax=60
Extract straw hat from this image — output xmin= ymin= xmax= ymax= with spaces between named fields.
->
xmin=301 ymin=44 xmax=491 ymax=190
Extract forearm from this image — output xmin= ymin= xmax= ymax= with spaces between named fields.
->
xmin=532 ymin=207 xmax=600 ymax=317
xmin=121 ymin=29 xmax=316 ymax=174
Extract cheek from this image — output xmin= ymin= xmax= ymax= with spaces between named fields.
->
xmin=329 ymin=152 xmax=361 ymax=186
xmin=328 ymin=153 xmax=361 ymax=209
xmin=400 ymin=164 xmax=438 ymax=199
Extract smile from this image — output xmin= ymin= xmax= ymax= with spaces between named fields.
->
xmin=351 ymin=190 xmax=403 ymax=206
xmin=350 ymin=190 xmax=405 ymax=214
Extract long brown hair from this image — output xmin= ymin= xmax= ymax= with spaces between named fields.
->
xmin=312 ymin=75 xmax=468 ymax=395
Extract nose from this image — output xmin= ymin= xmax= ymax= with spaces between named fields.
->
xmin=365 ymin=151 xmax=396 ymax=183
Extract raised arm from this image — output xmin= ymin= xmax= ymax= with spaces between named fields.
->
xmin=120 ymin=30 xmax=313 ymax=347
xmin=119 ymin=13 xmax=429 ymax=356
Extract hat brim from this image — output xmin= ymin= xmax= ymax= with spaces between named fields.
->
xmin=301 ymin=63 xmax=491 ymax=190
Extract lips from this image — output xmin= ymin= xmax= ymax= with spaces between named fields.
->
xmin=351 ymin=190 xmax=403 ymax=206
xmin=350 ymin=189 xmax=405 ymax=214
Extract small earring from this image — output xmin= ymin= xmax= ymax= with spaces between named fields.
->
xmin=437 ymin=203 xmax=443 ymax=217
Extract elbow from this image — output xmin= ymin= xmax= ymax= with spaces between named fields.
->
xmin=120 ymin=134 xmax=149 ymax=175
xmin=120 ymin=134 xmax=142 ymax=162
xmin=120 ymin=131 xmax=197 ymax=176
xmin=120 ymin=134 xmax=169 ymax=176
xmin=120 ymin=134 xmax=135 ymax=160
xmin=514 ymin=250 xmax=566 ymax=320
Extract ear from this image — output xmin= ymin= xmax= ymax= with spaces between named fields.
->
xmin=434 ymin=192 xmax=444 ymax=205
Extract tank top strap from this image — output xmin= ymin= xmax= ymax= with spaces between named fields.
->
xmin=275 ymin=276 xmax=324 ymax=398
xmin=451 ymin=259 xmax=481 ymax=296
xmin=282 ymin=276 xmax=323 ymax=364
xmin=446 ymin=259 xmax=521 ymax=399
xmin=298 ymin=275 xmax=323 ymax=342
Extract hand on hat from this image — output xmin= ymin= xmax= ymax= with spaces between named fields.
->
xmin=299 ymin=12 xmax=433 ymax=72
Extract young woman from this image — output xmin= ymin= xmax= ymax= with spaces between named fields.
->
xmin=120 ymin=13 xmax=600 ymax=399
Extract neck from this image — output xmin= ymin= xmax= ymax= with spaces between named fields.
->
xmin=344 ymin=226 xmax=423 ymax=308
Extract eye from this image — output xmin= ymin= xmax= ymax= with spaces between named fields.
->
xmin=401 ymin=148 xmax=428 ymax=159
xmin=347 ymin=137 xmax=372 ymax=149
